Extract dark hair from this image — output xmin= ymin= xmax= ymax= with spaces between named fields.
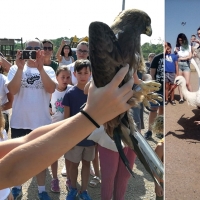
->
xmin=61 ymin=45 xmax=72 ymax=57
xmin=176 ymin=33 xmax=189 ymax=48
xmin=55 ymin=65 xmax=71 ymax=76
xmin=166 ymin=42 xmax=171 ymax=48
xmin=74 ymin=59 xmax=91 ymax=72
xmin=191 ymin=34 xmax=196 ymax=38
xmin=197 ymin=27 xmax=200 ymax=32
xmin=42 ymin=39 xmax=54 ymax=49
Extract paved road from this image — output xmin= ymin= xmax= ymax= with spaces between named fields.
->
xmin=165 ymin=72 xmax=200 ymax=200
xmin=10 ymin=108 xmax=160 ymax=200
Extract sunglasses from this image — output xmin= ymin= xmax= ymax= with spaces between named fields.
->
xmin=26 ymin=46 xmax=41 ymax=50
xmin=43 ymin=47 xmax=53 ymax=51
xmin=77 ymin=49 xmax=89 ymax=55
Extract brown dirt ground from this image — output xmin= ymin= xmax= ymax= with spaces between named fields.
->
xmin=165 ymin=71 xmax=200 ymax=200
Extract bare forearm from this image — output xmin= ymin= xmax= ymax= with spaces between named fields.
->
xmin=39 ymin=69 xmax=56 ymax=93
xmin=7 ymin=68 xmax=23 ymax=95
xmin=0 ymin=113 xmax=96 ymax=188
xmin=1 ymin=102 xmax=12 ymax=111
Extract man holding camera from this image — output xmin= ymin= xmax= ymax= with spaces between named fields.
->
xmin=6 ymin=39 xmax=56 ymax=200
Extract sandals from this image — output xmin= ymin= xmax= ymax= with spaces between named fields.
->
xmin=89 ymin=176 xmax=101 ymax=188
xmin=171 ymin=100 xmax=176 ymax=106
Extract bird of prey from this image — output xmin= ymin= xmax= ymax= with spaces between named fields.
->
xmin=89 ymin=9 xmax=163 ymax=184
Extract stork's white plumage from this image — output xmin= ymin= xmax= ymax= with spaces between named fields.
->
xmin=174 ymin=76 xmax=200 ymax=107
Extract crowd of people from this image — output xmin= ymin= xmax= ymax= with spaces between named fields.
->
xmin=0 ymin=38 xmax=164 ymax=200
xmin=165 ymin=27 xmax=200 ymax=107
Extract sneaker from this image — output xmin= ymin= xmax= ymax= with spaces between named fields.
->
xmin=156 ymin=133 xmax=164 ymax=139
xmin=66 ymin=179 xmax=72 ymax=191
xmin=66 ymin=188 xmax=78 ymax=200
xmin=171 ymin=100 xmax=176 ymax=106
xmin=61 ymin=166 xmax=67 ymax=176
xmin=38 ymin=191 xmax=51 ymax=200
xmin=11 ymin=187 xmax=22 ymax=200
xmin=179 ymin=99 xmax=184 ymax=104
xmin=79 ymin=191 xmax=92 ymax=200
xmin=51 ymin=178 xmax=60 ymax=193
xmin=144 ymin=130 xmax=152 ymax=140
xmin=165 ymin=100 xmax=169 ymax=105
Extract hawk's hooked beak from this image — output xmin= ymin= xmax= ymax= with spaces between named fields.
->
xmin=145 ymin=25 xmax=152 ymax=36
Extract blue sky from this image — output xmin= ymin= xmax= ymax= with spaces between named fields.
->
xmin=165 ymin=0 xmax=200 ymax=49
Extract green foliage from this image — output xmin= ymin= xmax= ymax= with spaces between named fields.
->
xmin=13 ymin=38 xmax=163 ymax=61
xmin=141 ymin=43 xmax=163 ymax=61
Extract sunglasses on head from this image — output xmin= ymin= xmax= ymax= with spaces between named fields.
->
xmin=43 ymin=47 xmax=53 ymax=51
xmin=26 ymin=46 xmax=41 ymax=50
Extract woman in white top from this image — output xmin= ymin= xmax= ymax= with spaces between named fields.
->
xmin=174 ymin=33 xmax=192 ymax=103
xmin=56 ymin=40 xmax=74 ymax=67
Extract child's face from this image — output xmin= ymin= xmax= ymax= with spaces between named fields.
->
xmin=56 ymin=71 xmax=71 ymax=89
xmin=165 ymin=46 xmax=171 ymax=54
xmin=74 ymin=67 xmax=91 ymax=85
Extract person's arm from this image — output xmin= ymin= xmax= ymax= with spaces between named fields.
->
xmin=175 ymin=60 xmax=179 ymax=76
xmin=56 ymin=40 xmax=66 ymax=62
xmin=154 ymin=142 xmax=164 ymax=197
xmin=150 ymin=68 xmax=156 ymax=80
xmin=36 ymin=50 xmax=56 ymax=93
xmin=0 ymin=64 xmax=134 ymax=188
xmin=64 ymin=106 xmax=70 ymax=119
xmin=178 ymin=52 xmax=192 ymax=61
xmin=1 ymin=92 xmax=13 ymax=111
xmin=7 ymin=51 xmax=25 ymax=95
xmin=0 ymin=56 xmax=12 ymax=73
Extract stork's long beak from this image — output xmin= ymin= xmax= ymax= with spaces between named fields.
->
xmin=145 ymin=25 xmax=152 ymax=36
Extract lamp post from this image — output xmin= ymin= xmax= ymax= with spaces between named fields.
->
xmin=122 ymin=0 xmax=125 ymax=10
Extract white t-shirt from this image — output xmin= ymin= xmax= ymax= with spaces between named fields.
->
xmin=87 ymin=125 xmax=125 ymax=152
xmin=0 ymin=74 xmax=9 ymax=114
xmin=6 ymin=64 xmax=56 ymax=130
xmin=175 ymin=45 xmax=191 ymax=57
xmin=67 ymin=62 xmax=77 ymax=85
xmin=0 ymin=129 xmax=10 ymax=200
xmin=50 ymin=85 xmax=72 ymax=123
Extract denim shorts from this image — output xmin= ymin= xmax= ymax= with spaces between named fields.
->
xmin=178 ymin=61 xmax=190 ymax=72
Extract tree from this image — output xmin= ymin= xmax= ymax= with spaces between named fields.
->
xmin=141 ymin=43 xmax=163 ymax=61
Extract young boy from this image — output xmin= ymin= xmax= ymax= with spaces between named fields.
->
xmin=165 ymin=42 xmax=179 ymax=105
xmin=62 ymin=59 xmax=94 ymax=200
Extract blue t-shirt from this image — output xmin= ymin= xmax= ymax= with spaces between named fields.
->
xmin=62 ymin=86 xmax=95 ymax=146
xmin=165 ymin=54 xmax=178 ymax=73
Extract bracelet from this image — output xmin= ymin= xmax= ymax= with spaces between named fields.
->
xmin=80 ymin=110 xmax=100 ymax=128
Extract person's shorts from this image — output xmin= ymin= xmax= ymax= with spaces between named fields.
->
xmin=11 ymin=128 xmax=32 ymax=139
xmin=165 ymin=72 xmax=175 ymax=84
xmin=178 ymin=61 xmax=190 ymax=72
xmin=64 ymin=145 xmax=95 ymax=163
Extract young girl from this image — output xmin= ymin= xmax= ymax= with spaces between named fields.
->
xmin=165 ymin=42 xmax=179 ymax=105
xmin=0 ymin=112 xmax=14 ymax=200
xmin=56 ymin=40 xmax=74 ymax=67
xmin=174 ymin=33 xmax=192 ymax=103
xmin=49 ymin=66 xmax=72 ymax=193
xmin=152 ymin=115 xmax=164 ymax=200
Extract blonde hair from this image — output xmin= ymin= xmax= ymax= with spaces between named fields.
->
xmin=152 ymin=115 xmax=163 ymax=134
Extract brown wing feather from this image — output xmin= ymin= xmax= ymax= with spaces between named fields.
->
xmin=89 ymin=21 xmax=124 ymax=88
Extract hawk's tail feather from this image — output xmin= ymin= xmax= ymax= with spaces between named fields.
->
xmin=113 ymin=126 xmax=135 ymax=177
